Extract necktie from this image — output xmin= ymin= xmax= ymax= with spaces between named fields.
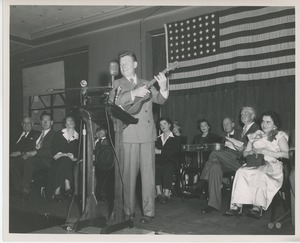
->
xmin=36 ymin=132 xmax=45 ymax=149
xmin=241 ymin=126 xmax=247 ymax=138
xmin=129 ymin=78 xmax=135 ymax=85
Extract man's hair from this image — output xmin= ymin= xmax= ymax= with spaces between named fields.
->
xmin=242 ymin=106 xmax=256 ymax=119
xmin=22 ymin=116 xmax=32 ymax=123
xmin=118 ymin=50 xmax=137 ymax=62
xmin=223 ymin=117 xmax=235 ymax=123
xmin=40 ymin=111 xmax=53 ymax=121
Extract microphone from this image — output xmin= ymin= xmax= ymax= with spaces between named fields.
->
xmin=80 ymin=80 xmax=88 ymax=96
xmin=109 ymin=62 xmax=119 ymax=76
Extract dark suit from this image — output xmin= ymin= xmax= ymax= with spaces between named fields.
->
xmin=12 ymin=128 xmax=56 ymax=193
xmin=200 ymin=123 xmax=260 ymax=210
xmin=10 ymin=129 xmax=40 ymax=192
xmin=113 ymin=76 xmax=167 ymax=217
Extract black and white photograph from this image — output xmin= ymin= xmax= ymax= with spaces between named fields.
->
xmin=2 ymin=0 xmax=299 ymax=242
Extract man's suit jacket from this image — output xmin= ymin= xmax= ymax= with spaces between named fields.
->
xmin=220 ymin=128 xmax=243 ymax=144
xmin=223 ymin=123 xmax=260 ymax=156
xmin=35 ymin=129 xmax=56 ymax=167
xmin=13 ymin=129 xmax=40 ymax=153
xmin=113 ymin=77 xmax=167 ymax=143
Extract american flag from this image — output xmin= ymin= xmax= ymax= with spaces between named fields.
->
xmin=164 ymin=6 xmax=295 ymax=91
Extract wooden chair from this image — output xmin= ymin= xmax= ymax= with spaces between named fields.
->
xmin=268 ymin=149 xmax=294 ymax=229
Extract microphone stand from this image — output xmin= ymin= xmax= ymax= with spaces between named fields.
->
xmin=81 ymin=89 xmax=87 ymax=212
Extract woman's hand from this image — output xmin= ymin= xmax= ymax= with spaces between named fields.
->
xmin=53 ymin=152 xmax=63 ymax=160
xmin=67 ymin=153 xmax=77 ymax=162
xmin=155 ymin=148 xmax=162 ymax=154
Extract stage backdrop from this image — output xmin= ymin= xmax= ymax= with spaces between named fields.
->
xmin=153 ymin=6 xmax=295 ymax=143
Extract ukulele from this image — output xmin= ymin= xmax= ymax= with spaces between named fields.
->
xmin=123 ymin=61 xmax=180 ymax=115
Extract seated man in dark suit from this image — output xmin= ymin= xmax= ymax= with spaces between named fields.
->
xmin=10 ymin=116 xmax=40 ymax=197
xmin=196 ymin=107 xmax=260 ymax=213
xmin=10 ymin=112 xmax=56 ymax=200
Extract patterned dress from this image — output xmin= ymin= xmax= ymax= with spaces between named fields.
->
xmin=230 ymin=131 xmax=288 ymax=210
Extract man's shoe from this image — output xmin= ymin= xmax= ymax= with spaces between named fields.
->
xmin=246 ymin=208 xmax=263 ymax=219
xmin=140 ymin=216 xmax=154 ymax=224
xmin=156 ymin=194 xmax=164 ymax=203
xmin=126 ymin=213 xmax=135 ymax=220
xmin=223 ymin=207 xmax=242 ymax=216
xmin=201 ymin=205 xmax=217 ymax=214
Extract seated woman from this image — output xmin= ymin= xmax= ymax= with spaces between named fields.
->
xmin=189 ymin=119 xmax=218 ymax=185
xmin=224 ymin=111 xmax=289 ymax=218
xmin=155 ymin=117 xmax=181 ymax=203
xmin=49 ymin=116 xmax=79 ymax=202
xmin=192 ymin=118 xmax=218 ymax=144
xmin=172 ymin=120 xmax=187 ymax=196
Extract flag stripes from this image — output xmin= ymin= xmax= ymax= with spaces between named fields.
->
xmin=165 ymin=6 xmax=295 ymax=91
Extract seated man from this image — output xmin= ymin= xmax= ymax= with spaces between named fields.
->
xmin=10 ymin=112 xmax=56 ymax=200
xmin=196 ymin=107 xmax=260 ymax=213
xmin=10 ymin=116 xmax=40 ymax=197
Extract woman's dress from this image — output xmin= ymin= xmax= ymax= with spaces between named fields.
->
xmin=48 ymin=129 xmax=79 ymax=196
xmin=230 ymin=131 xmax=288 ymax=210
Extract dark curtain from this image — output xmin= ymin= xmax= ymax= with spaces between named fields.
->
xmin=64 ymin=51 xmax=89 ymax=117
xmin=152 ymin=34 xmax=295 ymax=144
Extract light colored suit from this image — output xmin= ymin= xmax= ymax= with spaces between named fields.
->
xmin=113 ymin=76 xmax=167 ymax=217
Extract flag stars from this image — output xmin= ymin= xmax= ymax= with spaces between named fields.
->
xmin=181 ymin=48 xmax=185 ymax=51
xmin=206 ymin=29 xmax=209 ymax=33
xmin=175 ymin=36 xmax=179 ymax=39
xmin=193 ymin=46 xmax=197 ymax=49
xmin=212 ymin=35 xmax=216 ymax=39
xmin=186 ymin=20 xmax=190 ymax=24
xmin=212 ymin=28 xmax=216 ymax=32
xmin=205 ymin=22 xmax=209 ymax=26
xmin=199 ymin=23 xmax=203 ymax=27
xmin=205 ymin=15 xmax=209 ymax=19
xmin=193 ymin=32 xmax=197 ymax=36
xmin=181 ymin=41 xmax=185 ymax=45
xmin=176 ymin=55 xmax=179 ymax=59
xmin=187 ymin=34 xmax=191 ymax=38
xmin=169 ymin=30 xmax=173 ymax=34
xmin=181 ymin=35 xmax=185 ymax=38
xmin=181 ymin=55 xmax=185 ymax=58
xmin=187 ymin=26 xmax=190 ymax=30
xmin=188 ymin=53 xmax=191 ymax=57
xmin=199 ymin=37 xmax=203 ymax=41
xmin=181 ymin=28 xmax=184 ymax=32
xmin=180 ymin=22 xmax=184 ymax=26
xmin=211 ymin=14 xmax=215 ymax=18
xmin=199 ymin=44 xmax=203 ymax=48
xmin=187 ymin=47 xmax=191 ymax=50
xmin=174 ymin=23 xmax=178 ymax=27
xmin=170 ymin=37 xmax=173 ymax=40
xmin=187 ymin=40 xmax=191 ymax=44
xmin=192 ymin=19 xmax=196 ymax=23
xmin=212 ymin=42 xmax=216 ymax=46
xmin=193 ymin=25 xmax=196 ymax=29
xmin=175 ymin=42 xmax=179 ymax=46
xmin=213 ymin=48 xmax=216 ymax=52
xmin=200 ymin=51 xmax=203 ymax=55
xmin=199 ymin=30 xmax=203 ymax=34
xmin=206 ymin=36 xmax=209 ymax=40
xmin=194 ymin=52 xmax=197 ymax=56
xmin=198 ymin=17 xmax=202 ymax=21
xmin=206 ymin=49 xmax=210 ymax=53
xmin=211 ymin=20 xmax=215 ymax=25
xmin=206 ymin=43 xmax=210 ymax=47
xmin=176 ymin=49 xmax=179 ymax=53
xmin=193 ymin=38 xmax=197 ymax=42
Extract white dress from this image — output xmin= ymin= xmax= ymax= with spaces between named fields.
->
xmin=230 ymin=131 xmax=288 ymax=210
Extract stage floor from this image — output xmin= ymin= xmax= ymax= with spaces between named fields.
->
xmin=8 ymin=186 xmax=295 ymax=237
